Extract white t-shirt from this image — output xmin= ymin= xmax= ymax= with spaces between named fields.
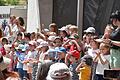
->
xmin=12 ymin=24 xmax=19 ymax=37
xmin=87 ymin=48 xmax=99 ymax=58
xmin=96 ymin=54 xmax=110 ymax=75
xmin=3 ymin=26 xmax=10 ymax=37
xmin=26 ymin=50 xmax=37 ymax=67
xmin=23 ymin=54 xmax=28 ymax=71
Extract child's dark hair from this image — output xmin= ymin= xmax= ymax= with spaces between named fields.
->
xmin=24 ymin=33 xmax=31 ymax=40
xmin=2 ymin=38 xmax=8 ymax=44
xmin=18 ymin=17 xmax=24 ymax=26
xmin=17 ymin=32 xmax=22 ymax=36
xmin=81 ymin=55 xmax=93 ymax=66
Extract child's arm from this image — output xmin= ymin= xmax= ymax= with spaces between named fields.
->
xmin=65 ymin=53 xmax=70 ymax=66
xmin=71 ymin=40 xmax=81 ymax=51
xmin=98 ymin=55 xmax=109 ymax=65
xmin=76 ymin=62 xmax=85 ymax=72
xmin=93 ymin=52 xmax=100 ymax=62
xmin=62 ymin=39 xmax=70 ymax=47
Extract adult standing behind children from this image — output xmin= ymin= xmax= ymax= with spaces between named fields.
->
xmin=103 ymin=10 xmax=120 ymax=69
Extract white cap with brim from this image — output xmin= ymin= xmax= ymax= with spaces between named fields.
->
xmin=36 ymin=41 xmax=48 ymax=49
xmin=15 ymin=44 xmax=26 ymax=51
xmin=48 ymin=36 xmax=56 ymax=42
xmin=58 ymin=26 xmax=67 ymax=31
xmin=84 ymin=27 xmax=96 ymax=33
xmin=0 ymin=57 xmax=11 ymax=71
xmin=69 ymin=25 xmax=78 ymax=29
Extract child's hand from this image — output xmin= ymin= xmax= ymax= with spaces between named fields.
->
xmin=81 ymin=61 xmax=86 ymax=66
xmin=23 ymin=60 xmax=29 ymax=64
xmin=70 ymin=40 xmax=76 ymax=43
xmin=95 ymin=50 xmax=101 ymax=56
xmin=65 ymin=53 xmax=70 ymax=60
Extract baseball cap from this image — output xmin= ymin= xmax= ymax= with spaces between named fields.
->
xmin=55 ymin=47 xmax=66 ymax=53
xmin=84 ymin=27 xmax=96 ymax=33
xmin=36 ymin=39 xmax=44 ymax=44
xmin=29 ymin=41 xmax=37 ymax=46
xmin=69 ymin=25 xmax=78 ymax=29
xmin=47 ymin=49 xmax=56 ymax=59
xmin=58 ymin=26 xmax=67 ymax=31
xmin=37 ymin=41 xmax=48 ymax=48
xmin=15 ymin=44 xmax=26 ymax=51
xmin=0 ymin=57 xmax=11 ymax=71
xmin=48 ymin=36 xmax=56 ymax=42
xmin=68 ymin=50 xmax=80 ymax=59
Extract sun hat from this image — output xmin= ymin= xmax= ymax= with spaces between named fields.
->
xmin=46 ymin=63 xmax=71 ymax=80
xmin=0 ymin=57 xmax=11 ymax=71
xmin=84 ymin=27 xmax=96 ymax=33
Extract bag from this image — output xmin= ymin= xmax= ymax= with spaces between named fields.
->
xmin=104 ymin=69 xmax=120 ymax=79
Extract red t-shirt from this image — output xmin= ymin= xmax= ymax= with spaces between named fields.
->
xmin=0 ymin=47 xmax=6 ymax=56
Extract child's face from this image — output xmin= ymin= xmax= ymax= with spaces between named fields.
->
xmin=49 ymin=27 xmax=55 ymax=32
xmin=41 ymin=46 xmax=47 ymax=52
xmin=29 ymin=45 xmax=35 ymax=51
xmin=90 ymin=40 xmax=98 ymax=49
xmin=54 ymin=39 xmax=62 ymax=47
xmin=99 ymin=46 xmax=109 ymax=55
xmin=69 ymin=28 xmax=77 ymax=34
xmin=17 ymin=35 xmax=22 ymax=40
xmin=57 ymin=52 xmax=65 ymax=59
xmin=60 ymin=31 xmax=65 ymax=37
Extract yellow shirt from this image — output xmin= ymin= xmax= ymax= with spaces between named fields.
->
xmin=79 ymin=65 xmax=91 ymax=80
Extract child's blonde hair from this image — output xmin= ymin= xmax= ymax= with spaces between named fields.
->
xmin=69 ymin=25 xmax=78 ymax=34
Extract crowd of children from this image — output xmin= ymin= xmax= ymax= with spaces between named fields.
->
xmin=0 ymin=10 xmax=120 ymax=80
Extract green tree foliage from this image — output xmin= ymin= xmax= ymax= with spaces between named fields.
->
xmin=0 ymin=0 xmax=20 ymax=6
xmin=0 ymin=0 xmax=6 ymax=6
xmin=6 ymin=0 xmax=19 ymax=5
